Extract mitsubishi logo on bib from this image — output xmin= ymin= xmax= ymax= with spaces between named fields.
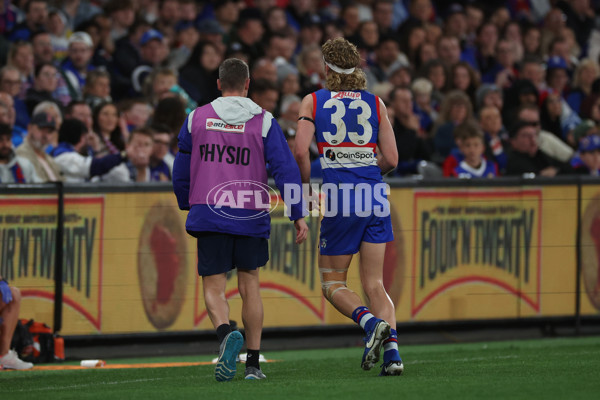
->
xmin=205 ymin=118 xmax=245 ymax=133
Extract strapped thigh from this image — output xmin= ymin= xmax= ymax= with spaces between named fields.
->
xmin=319 ymin=267 xmax=353 ymax=301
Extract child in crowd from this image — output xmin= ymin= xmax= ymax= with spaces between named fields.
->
xmin=411 ymin=77 xmax=437 ymax=133
xmin=119 ymin=98 xmax=152 ymax=133
xmin=449 ymin=120 xmax=497 ymax=178
xmin=83 ymin=69 xmax=112 ymax=109
xmin=149 ymin=123 xmax=173 ymax=179
xmin=126 ymin=127 xmax=156 ymax=182
xmin=572 ymin=135 xmax=600 ymax=175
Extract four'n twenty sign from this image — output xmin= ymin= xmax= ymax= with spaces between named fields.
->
xmin=411 ymin=190 xmax=542 ymax=318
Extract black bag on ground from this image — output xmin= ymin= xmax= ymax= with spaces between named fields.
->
xmin=12 ymin=319 xmax=63 ymax=363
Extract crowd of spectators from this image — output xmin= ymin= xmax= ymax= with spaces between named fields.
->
xmin=2 ymin=0 xmax=600 ymax=184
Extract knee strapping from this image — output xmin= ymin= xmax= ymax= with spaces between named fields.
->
xmin=320 ymin=268 xmax=353 ymax=301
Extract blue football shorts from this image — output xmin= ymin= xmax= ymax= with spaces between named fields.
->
xmin=192 ymin=232 xmax=269 ymax=276
xmin=319 ymin=213 xmax=394 ymax=256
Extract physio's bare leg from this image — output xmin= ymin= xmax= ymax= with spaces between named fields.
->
xmin=237 ymin=269 xmax=263 ymax=350
xmin=0 ymin=287 xmax=21 ymax=356
xmin=319 ymin=254 xmax=361 ymax=317
xmin=358 ymin=242 xmax=396 ymax=326
xmin=202 ymin=273 xmax=230 ymax=329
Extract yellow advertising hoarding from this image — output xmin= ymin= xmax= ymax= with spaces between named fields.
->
xmin=411 ymin=188 xmax=542 ymax=320
xmin=387 ymin=186 xmax=579 ymax=322
xmin=0 ymin=196 xmax=104 ymax=331
xmin=0 ymin=183 xmax=590 ymax=336
xmin=579 ymin=185 xmax=600 ymax=315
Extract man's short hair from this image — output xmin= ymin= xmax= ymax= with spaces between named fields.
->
xmin=128 ymin=127 xmax=155 ymax=144
xmin=411 ymin=78 xmax=433 ymax=95
xmin=250 ymin=78 xmax=278 ymax=96
xmin=508 ymin=119 xmax=538 ymax=139
xmin=25 ymin=0 xmax=46 ymax=14
xmin=218 ymin=58 xmax=249 ymax=92
xmin=118 ymin=98 xmax=149 ymax=113
xmin=104 ymin=0 xmax=134 ymax=14
xmin=454 ymin=120 xmax=483 ymax=142
xmin=33 ymin=101 xmax=62 ymax=119
xmin=521 ymin=54 xmax=543 ymax=67
xmin=548 ymin=35 xmax=567 ymax=54
xmin=30 ymin=30 xmax=50 ymax=43
xmin=377 ymin=34 xmax=400 ymax=48
xmin=150 ymin=123 xmax=172 ymax=135
xmin=128 ymin=18 xmax=152 ymax=36
xmin=0 ymin=123 xmax=12 ymax=138
xmin=0 ymin=65 xmax=20 ymax=81
xmin=237 ymin=7 xmax=263 ymax=29
xmin=85 ymin=69 xmax=110 ymax=87
xmin=34 ymin=62 xmax=56 ymax=78
xmin=58 ymin=118 xmax=88 ymax=145
xmin=514 ymin=103 xmax=540 ymax=121
xmin=389 ymin=86 xmax=411 ymax=102
xmin=65 ymin=100 xmax=89 ymax=116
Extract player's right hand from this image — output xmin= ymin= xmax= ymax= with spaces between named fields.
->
xmin=294 ymin=218 xmax=309 ymax=244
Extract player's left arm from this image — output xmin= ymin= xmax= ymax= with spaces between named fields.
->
xmin=263 ymin=116 xmax=306 ymax=223
xmin=376 ymin=98 xmax=398 ymax=175
xmin=294 ymin=94 xmax=316 ymax=184
xmin=173 ymin=115 xmax=192 ymax=210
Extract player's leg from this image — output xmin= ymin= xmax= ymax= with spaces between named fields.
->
xmin=202 ymin=273 xmax=230 ymax=333
xmin=358 ymin=242 xmax=395 ymax=324
xmin=237 ymin=269 xmax=262 ymax=350
xmin=359 ymin=241 xmax=403 ymax=376
xmin=234 ymin=235 xmax=268 ymax=380
xmin=197 ymin=232 xmax=236 ymax=343
xmin=0 ymin=285 xmax=33 ymax=370
xmin=320 ymin=253 xmax=387 ymax=336
xmin=319 ymin=253 xmax=387 ymax=334
xmin=237 ymin=269 xmax=265 ymax=379
xmin=204 ymin=272 xmax=244 ymax=381
xmin=197 ymin=233 xmax=243 ymax=381
xmin=319 ymin=253 xmax=356 ymax=317
xmin=319 ymin=213 xmax=366 ymax=317
xmin=319 ymin=215 xmax=390 ymax=371
xmin=319 ymin=253 xmax=390 ymax=371
xmin=0 ymin=285 xmax=19 ymax=356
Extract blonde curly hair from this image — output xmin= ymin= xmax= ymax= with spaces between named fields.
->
xmin=322 ymin=38 xmax=367 ymax=92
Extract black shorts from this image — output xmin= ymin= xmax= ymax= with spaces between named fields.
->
xmin=192 ymin=231 xmax=269 ymax=276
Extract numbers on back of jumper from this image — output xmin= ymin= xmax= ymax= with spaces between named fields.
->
xmin=322 ymin=99 xmax=372 ymax=146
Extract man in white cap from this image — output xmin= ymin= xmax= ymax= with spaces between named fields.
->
xmin=59 ymin=31 xmax=95 ymax=100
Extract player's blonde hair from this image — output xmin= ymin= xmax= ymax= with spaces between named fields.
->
xmin=322 ymin=38 xmax=367 ymax=92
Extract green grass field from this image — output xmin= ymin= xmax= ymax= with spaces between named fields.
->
xmin=2 ymin=336 xmax=599 ymax=400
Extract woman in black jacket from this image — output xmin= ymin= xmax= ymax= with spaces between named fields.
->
xmin=178 ymin=41 xmax=222 ymax=106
